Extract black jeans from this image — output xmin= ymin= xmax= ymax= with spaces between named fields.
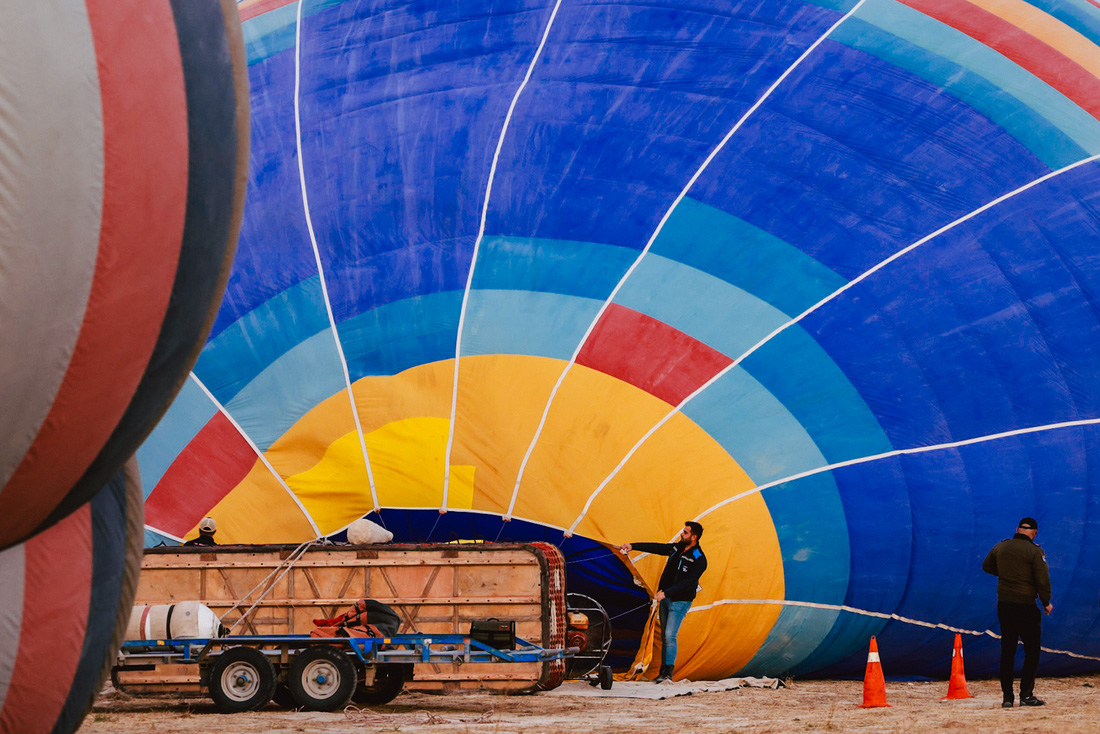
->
xmin=998 ymin=601 xmax=1041 ymax=697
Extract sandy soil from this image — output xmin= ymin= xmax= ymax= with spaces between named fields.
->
xmin=78 ymin=675 xmax=1100 ymax=734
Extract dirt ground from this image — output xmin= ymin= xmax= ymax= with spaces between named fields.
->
xmin=78 ymin=675 xmax=1100 ymax=734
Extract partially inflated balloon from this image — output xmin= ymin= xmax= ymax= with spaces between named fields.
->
xmin=0 ymin=0 xmax=248 ymax=549
xmin=142 ymin=0 xmax=1100 ymax=678
xmin=0 ymin=459 xmax=143 ymax=734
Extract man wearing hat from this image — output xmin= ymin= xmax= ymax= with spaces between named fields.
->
xmin=982 ymin=517 xmax=1052 ymax=708
xmin=184 ymin=517 xmax=218 ymax=547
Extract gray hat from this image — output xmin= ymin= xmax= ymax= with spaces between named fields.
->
xmin=199 ymin=517 xmax=217 ymax=533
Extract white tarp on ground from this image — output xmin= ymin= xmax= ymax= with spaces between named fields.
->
xmin=544 ymin=677 xmax=781 ymax=699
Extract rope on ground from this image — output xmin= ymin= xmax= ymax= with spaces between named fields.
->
xmin=343 ymin=705 xmax=496 ymax=725
xmin=219 ymin=538 xmax=317 ymax=632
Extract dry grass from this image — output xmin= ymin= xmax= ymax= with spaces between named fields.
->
xmin=80 ymin=675 xmax=1100 ymax=734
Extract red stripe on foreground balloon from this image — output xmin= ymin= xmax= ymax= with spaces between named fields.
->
xmin=899 ymin=0 xmax=1100 ymax=120
xmin=0 ymin=505 xmax=92 ymax=733
xmin=577 ymin=303 xmax=732 ymax=406
xmin=0 ymin=0 xmax=189 ymax=547
xmin=145 ymin=412 xmax=259 ymax=538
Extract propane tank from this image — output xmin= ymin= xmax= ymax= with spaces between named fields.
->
xmin=126 ymin=601 xmax=221 ymax=640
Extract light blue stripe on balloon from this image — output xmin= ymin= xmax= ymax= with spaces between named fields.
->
xmin=195 ymin=276 xmax=330 ymax=406
xmin=684 ymin=367 xmax=831 ymax=484
xmin=834 ymin=18 xmax=1084 ymax=168
xmin=742 ymin=328 xmax=894 ymax=464
xmin=136 ymin=378 xmax=217 ymax=498
xmin=242 ymin=0 xmax=348 ymax=65
xmin=617 ymin=255 xmax=893 ymax=464
xmin=615 ymin=255 xmax=790 ymax=358
xmin=739 ymin=603 xmax=843 ymax=676
xmin=803 ymin=0 xmax=859 ymax=11
xmin=841 ymin=0 xmax=1100 ymax=160
xmin=682 ymin=367 xmax=850 ymax=673
xmin=461 ymin=290 xmax=602 ymax=360
xmin=651 ymin=198 xmax=846 ymax=319
xmin=1022 ymin=0 xmax=1100 ymax=47
xmin=243 ymin=3 xmax=297 ymax=64
xmin=474 ymin=236 xmax=637 ymax=300
xmin=341 ymin=291 xmax=463 ymax=379
xmin=224 ymin=330 xmax=347 ymax=450
xmin=144 ymin=528 xmax=179 ymax=547
xmin=738 ymin=475 xmax=854 ymax=676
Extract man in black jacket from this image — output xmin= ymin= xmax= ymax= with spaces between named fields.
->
xmin=183 ymin=517 xmax=218 ymax=547
xmin=982 ymin=517 xmax=1053 ymax=708
xmin=619 ymin=521 xmax=707 ymax=683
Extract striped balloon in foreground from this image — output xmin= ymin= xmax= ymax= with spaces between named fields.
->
xmin=142 ymin=0 xmax=1100 ymax=678
xmin=0 ymin=0 xmax=247 ymax=549
xmin=0 ymin=460 xmax=143 ymax=734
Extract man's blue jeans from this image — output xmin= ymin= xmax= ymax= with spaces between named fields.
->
xmin=659 ymin=598 xmax=691 ymax=666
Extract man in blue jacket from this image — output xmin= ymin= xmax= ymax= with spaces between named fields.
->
xmin=619 ymin=521 xmax=707 ymax=683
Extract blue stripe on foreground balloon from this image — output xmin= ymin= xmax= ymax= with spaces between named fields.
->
xmin=54 ymin=463 xmax=142 ymax=734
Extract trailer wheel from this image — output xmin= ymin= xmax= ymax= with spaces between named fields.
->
xmin=352 ymin=663 xmax=406 ymax=706
xmin=208 ymin=647 xmax=276 ymax=713
xmin=289 ymin=645 xmax=357 ymax=711
xmin=599 ymin=665 xmax=613 ymax=690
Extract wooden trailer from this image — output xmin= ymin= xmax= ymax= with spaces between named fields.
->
xmin=117 ymin=541 xmax=566 ymax=695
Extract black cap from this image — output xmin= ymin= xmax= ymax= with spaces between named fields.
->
xmin=1018 ymin=517 xmax=1038 ymax=530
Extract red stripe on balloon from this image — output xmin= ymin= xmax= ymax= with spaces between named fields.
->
xmin=577 ymin=304 xmax=732 ymax=406
xmin=145 ymin=413 xmax=259 ymax=537
xmin=898 ymin=0 xmax=1100 ymax=120
xmin=0 ymin=505 xmax=92 ymax=734
xmin=0 ymin=0 xmax=190 ymax=546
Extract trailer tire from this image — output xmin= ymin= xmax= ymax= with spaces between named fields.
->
xmin=289 ymin=645 xmax=357 ymax=711
xmin=208 ymin=647 xmax=276 ymax=713
xmin=599 ymin=665 xmax=613 ymax=690
xmin=352 ymin=663 xmax=407 ymax=705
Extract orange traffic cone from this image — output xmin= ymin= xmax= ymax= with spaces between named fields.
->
xmin=859 ymin=636 xmax=891 ymax=708
xmin=941 ymin=634 xmax=974 ymax=700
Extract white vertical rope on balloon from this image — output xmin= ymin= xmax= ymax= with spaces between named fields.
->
xmin=441 ymin=0 xmax=566 ymax=512
xmin=293 ymin=0 xmax=379 ymax=513
xmin=505 ymin=0 xmax=871 ymax=523
xmin=184 ymin=372 xmax=322 ymax=537
xmin=685 ymin=598 xmax=1100 ymax=662
xmin=567 ymin=151 xmax=1100 ymax=534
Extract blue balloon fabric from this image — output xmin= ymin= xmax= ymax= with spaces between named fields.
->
xmin=141 ymin=0 xmax=1100 ymax=679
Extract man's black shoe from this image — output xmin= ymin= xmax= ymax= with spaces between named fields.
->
xmin=1001 ymin=700 xmax=1013 ymax=708
xmin=1020 ymin=695 xmax=1045 ymax=707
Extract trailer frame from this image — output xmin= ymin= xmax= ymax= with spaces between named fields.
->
xmin=115 ymin=633 xmax=577 ymax=712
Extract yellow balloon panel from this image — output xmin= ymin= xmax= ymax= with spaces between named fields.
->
xmin=287 ymin=417 xmax=475 ymax=534
xmin=198 ymin=462 xmax=317 ymax=544
xmin=449 ymin=355 xmax=574 ymax=514
xmin=201 ymin=353 xmax=785 ymax=670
